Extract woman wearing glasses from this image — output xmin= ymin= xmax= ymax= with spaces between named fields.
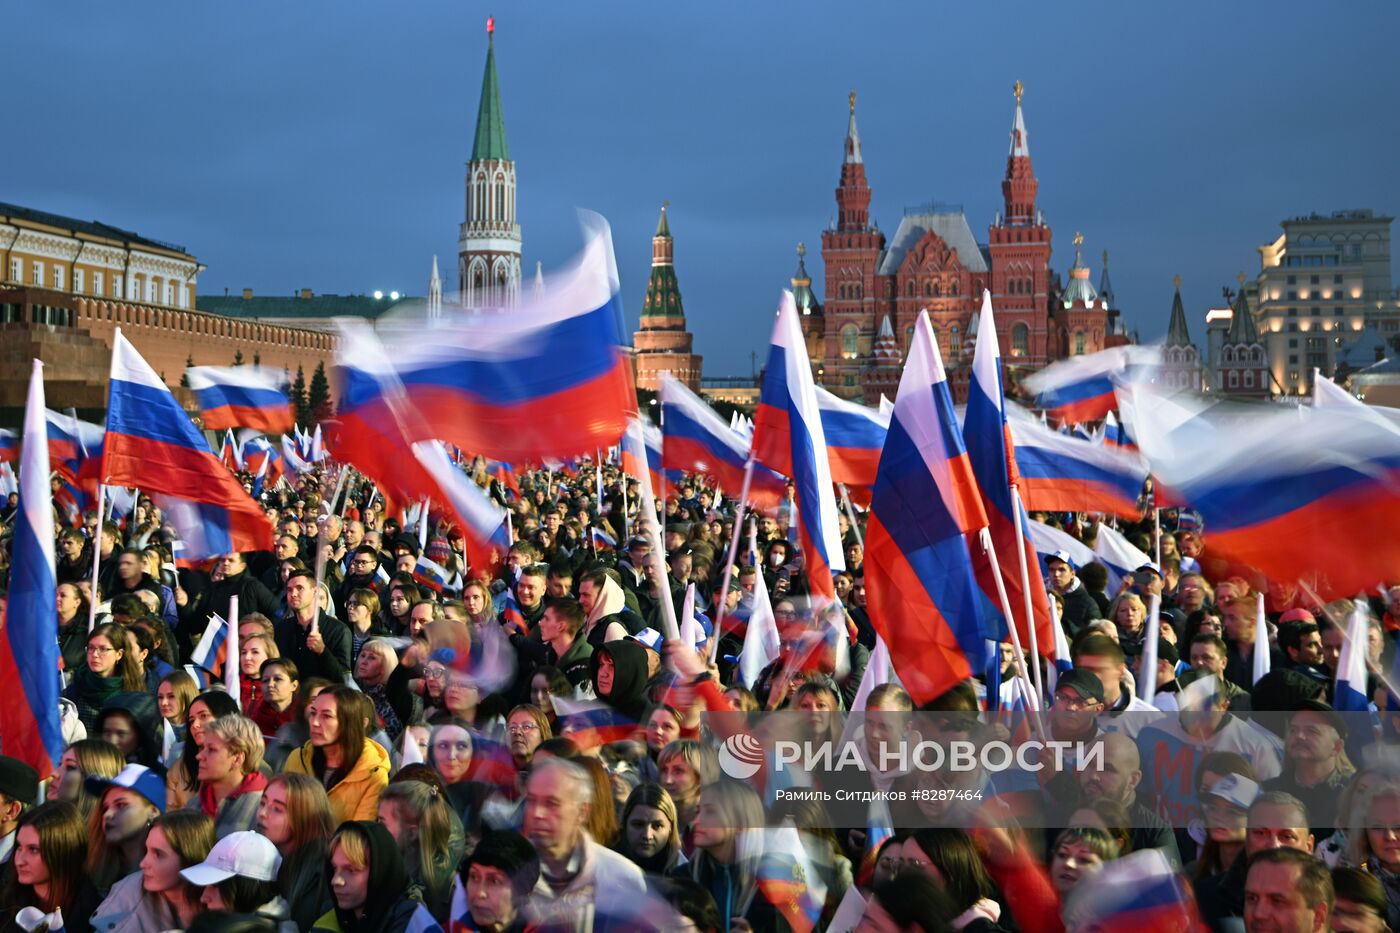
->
xmin=63 ymin=622 xmax=145 ymax=735
xmin=343 ymin=588 xmax=383 ymax=667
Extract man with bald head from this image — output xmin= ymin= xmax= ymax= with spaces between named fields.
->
xmin=1074 ymin=732 xmax=1178 ymax=857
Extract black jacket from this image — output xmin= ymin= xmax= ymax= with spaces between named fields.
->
xmin=1058 ymin=582 xmax=1099 ymax=636
xmin=210 ymin=570 xmax=280 ymax=625
xmin=275 ymin=611 xmax=353 ymax=681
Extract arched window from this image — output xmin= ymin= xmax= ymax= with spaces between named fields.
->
xmin=1244 ymin=371 xmax=1254 ymax=388
xmin=925 ymin=281 xmax=932 ymax=297
xmin=932 ymin=282 xmax=941 ymax=298
xmin=1074 ymin=330 xmax=1086 ymax=355
xmin=949 ymin=280 xmax=958 ymax=296
xmin=1228 ymin=370 xmax=1239 ymax=388
xmin=950 ymin=325 xmax=962 ymax=355
xmin=905 ymin=280 xmax=915 ymax=298
xmin=905 ymin=326 xmax=915 ymax=349
xmin=841 ymin=323 xmax=859 ymax=359
xmin=1012 ymin=322 xmax=1029 ymax=356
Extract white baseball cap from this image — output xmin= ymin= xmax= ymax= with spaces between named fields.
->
xmin=180 ymin=831 xmax=282 ymax=885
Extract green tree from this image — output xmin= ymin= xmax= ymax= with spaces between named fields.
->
xmin=291 ymin=364 xmax=309 ymax=427
xmin=233 ymin=350 xmax=245 ymax=366
xmin=308 ymin=362 xmax=334 ymax=424
xmin=180 ymin=354 xmax=193 ymax=388
xmin=253 ymin=351 xmax=261 ymax=367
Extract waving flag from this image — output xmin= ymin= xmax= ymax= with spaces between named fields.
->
xmin=1006 ymin=402 xmax=1147 ymax=517
xmin=1252 ymin=592 xmax=1272 ymax=686
xmin=333 ymin=213 xmax=634 ymax=462
xmin=280 ymin=434 xmax=312 ymax=475
xmin=752 ymin=292 xmax=845 ymax=601
xmin=1027 ymin=518 xmax=1097 ymax=572
xmin=190 ymin=613 xmax=231 ymax=680
xmin=865 ymin=310 xmax=988 ymax=704
xmin=44 ymin=409 xmax=104 ymax=494
xmin=1063 ymin=848 xmax=1201 ymax=933
xmin=738 ymin=542 xmax=781 ymax=689
xmin=813 ymin=385 xmax=889 ymax=488
xmin=590 ymin=526 xmax=617 ymax=552
xmin=550 ymin=695 xmax=639 ymax=748
xmin=1101 ymin=410 xmax=1137 ymax=451
xmin=1334 ymin=600 xmax=1371 ymax=712
xmin=412 ymin=440 xmax=510 ymax=577
xmin=0 ymin=428 xmax=17 ymax=464
xmin=220 ymin=430 xmax=242 ymax=471
xmin=1 ymin=361 xmax=62 ymax=778
xmin=964 ymin=291 xmax=1052 ymax=659
xmin=755 ymin=822 xmax=827 ymax=933
xmin=1093 ymin=523 xmax=1154 ymax=586
xmin=186 ymin=365 xmax=294 ymax=434
xmin=100 ymin=330 xmax=273 ymax=557
xmin=1121 ymin=381 xmax=1400 ymax=599
xmin=1023 ymin=345 xmax=1162 ymax=424
xmin=660 ymin=373 xmax=786 ymax=508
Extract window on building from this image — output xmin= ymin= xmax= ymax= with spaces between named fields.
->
xmin=1288 ymin=322 xmax=1298 ymax=332
xmin=9 ymin=259 xmax=19 ymax=283
xmin=1311 ymin=307 xmax=1320 ymax=317
xmin=906 ymin=281 xmax=914 ymax=298
xmin=74 ymin=269 xmax=84 ymax=294
xmin=950 ymin=325 xmax=962 ymax=355
xmin=95 ymin=272 xmax=104 ymax=296
xmin=1287 ymin=275 xmax=1296 ymax=285
xmin=1288 ymin=291 xmax=1297 ymax=301
xmin=53 ymin=266 xmax=64 ymax=290
xmin=1228 ymin=371 xmax=1239 ymax=388
xmin=841 ymin=323 xmax=859 ymax=359
xmin=115 ymin=275 xmax=123 ymax=298
xmin=1334 ymin=274 xmax=1343 ymax=284
xmin=1074 ymin=330 xmax=1086 ymax=355
xmin=32 ymin=261 xmax=43 ymax=286
xmin=1012 ymin=322 xmax=1029 ymax=356
xmin=1310 ymin=275 xmax=1319 ymax=285
xmin=1289 ymin=354 xmax=1299 ymax=364
xmin=843 ymin=374 xmax=857 ymax=388
xmin=1288 ymin=308 xmax=1297 ymax=317
xmin=1334 ymin=307 xmax=1343 ymax=316
xmin=1288 ymin=338 xmax=1298 ymax=348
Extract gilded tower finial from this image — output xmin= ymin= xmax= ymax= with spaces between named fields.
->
xmin=1073 ymin=232 xmax=1083 ymax=248
xmin=1173 ymin=274 xmax=1182 ymax=289
xmin=797 ymin=242 xmax=806 ymax=259
xmin=1013 ymin=80 xmax=1024 ymax=104
xmin=1236 ymin=271 xmax=1247 ymax=286
xmin=849 ymin=90 xmax=856 ymax=113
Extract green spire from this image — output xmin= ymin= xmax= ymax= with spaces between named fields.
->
xmin=1166 ymin=275 xmax=1192 ymax=346
xmin=471 ymin=21 xmax=509 ymax=162
xmin=644 ymin=204 xmax=683 ymax=318
xmin=1227 ymin=273 xmax=1260 ymax=344
xmin=655 ymin=202 xmax=671 ymax=238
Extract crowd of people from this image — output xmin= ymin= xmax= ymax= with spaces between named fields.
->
xmin=0 ymin=455 xmax=1397 ymax=933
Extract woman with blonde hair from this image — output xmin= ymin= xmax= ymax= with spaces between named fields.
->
xmin=155 ymin=670 xmax=198 ymax=752
xmin=354 ymin=637 xmax=415 ymax=744
xmin=194 ymin=713 xmax=269 ymax=838
xmin=257 ymin=773 xmax=336 ymax=931
xmin=1109 ymin=592 xmax=1148 ymax=652
xmin=614 ymin=782 xmax=686 ymax=875
xmin=684 ymin=778 xmax=777 ymax=931
xmin=377 ymin=780 xmax=463 ymax=922
xmin=91 ymin=809 xmax=215 ymax=932
xmin=45 ymin=737 xmax=125 ymax=821
xmin=238 ymin=631 xmax=280 ymax=711
xmin=657 ymin=738 xmax=720 ymax=854
xmin=1348 ymin=781 xmax=1400 ymax=927
xmin=313 ymin=821 xmax=440 ymax=933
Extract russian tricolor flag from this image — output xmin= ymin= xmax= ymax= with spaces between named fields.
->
xmin=660 ymin=373 xmax=786 ymax=509
xmin=412 ymin=440 xmax=510 ymax=577
xmin=964 ymin=291 xmax=1053 ymax=660
xmin=813 ymin=385 xmax=889 ymax=489
xmin=220 ymin=430 xmax=242 ymax=471
xmin=1334 ymin=600 xmax=1372 ymax=712
xmin=44 ymin=409 xmax=104 ymax=494
xmin=752 ymin=292 xmax=845 ymax=602
xmin=865 ymin=309 xmax=988 ymax=704
xmin=590 ymin=526 xmax=617 ymax=552
xmin=1121 ymin=379 xmax=1400 ymax=599
xmin=1006 ymin=402 xmax=1148 ymax=518
xmin=1023 ymin=345 xmax=1161 ymax=424
xmin=334 ymin=212 xmax=634 ymax=462
xmin=1 ymin=361 xmax=62 ymax=779
xmin=101 ymin=330 xmax=274 ymax=558
xmin=755 ymin=823 xmax=827 ymax=933
xmin=1101 ymin=410 xmax=1137 ymax=451
xmin=0 ymin=428 xmax=18 ymax=464
xmin=191 ymin=613 xmax=231 ymax=680
xmin=550 ymin=695 xmax=639 ymax=748
xmin=186 ymin=365 xmax=295 ymax=434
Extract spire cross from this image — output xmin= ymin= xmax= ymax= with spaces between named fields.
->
xmin=1073 ymin=232 xmax=1083 ymax=248
xmin=1013 ymin=80 xmax=1024 ymax=104
xmin=796 ymin=242 xmax=806 ymax=259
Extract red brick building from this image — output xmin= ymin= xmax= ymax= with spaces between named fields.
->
xmin=806 ymin=84 xmax=1118 ymax=402
xmin=633 ymin=204 xmax=702 ymax=391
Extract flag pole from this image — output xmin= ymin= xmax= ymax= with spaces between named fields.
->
xmin=979 ymin=528 xmax=1047 ymax=742
xmin=709 ymin=457 xmax=755 ymax=664
xmin=837 ymin=483 xmax=864 ymax=549
xmin=1010 ymin=487 xmax=1045 ymax=703
xmin=225 ymin=594 xmax=241 ymax=708
xmin=1153 ymin=507 xmax=1162 ymax=568
xmin=1297 ymin=578 xmax=1400 ymax=700
xmin=86 ymin=485 xmax=105 ymax=632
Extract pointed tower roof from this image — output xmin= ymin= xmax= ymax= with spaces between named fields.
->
xmin=1009 ymin=80 xmax=1030 ymax=157
xmin=1227 ymin=273 xmax=1260 ymax=344
xmin=871 ymin=314 xmax=901 ymax=363
xmin=643 ymin=203 xmax=684 ymax=319
xmin=790 ymin=242 xmax=821 ymax=315
xmin=471 ymin=17 xmax=509 ymax=162
xmin=1061 ymin=233 xmax=1099 ymax=307
xmin=1098 ymin=249 xmax=1115 ymax=307
xmin=430 ymin=254 xmax=441 ymax=286
xmin=845 ymin=90 xmax=863 ymax=164
xmin=1166 ymin=275 xmax=1192 ymax=347
xmin=532 ymin=260 xmax=544 ymax=300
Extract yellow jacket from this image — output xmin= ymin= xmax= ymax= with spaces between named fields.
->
xmin=283 ymin=738 xmax=389 ymax=825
